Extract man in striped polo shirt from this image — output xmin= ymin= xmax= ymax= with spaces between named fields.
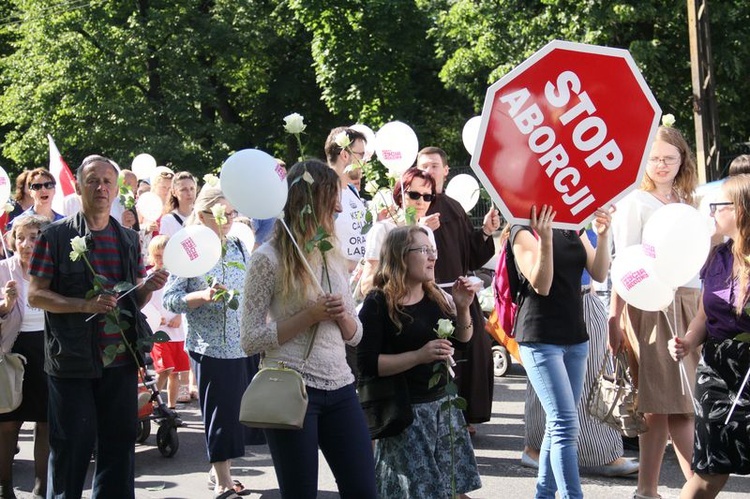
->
xmin=28 ymin=155 xmax=168 ymax=499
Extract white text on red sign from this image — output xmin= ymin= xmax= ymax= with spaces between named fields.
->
xmin=499 ymin=70 xmax=623 ymax=216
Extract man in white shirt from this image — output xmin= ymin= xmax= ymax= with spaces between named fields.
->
xmin=324 ymin=127 xmax=369 ymax=273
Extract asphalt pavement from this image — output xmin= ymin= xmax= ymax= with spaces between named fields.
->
xmin=9 ymin=363 xmax=750 ymax=498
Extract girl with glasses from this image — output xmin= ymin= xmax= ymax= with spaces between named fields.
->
xmin=668 ymin=174 xmax=750 ymax=498
xmin=609 ymin=125 xmax=700 ymax=499
xmin=357 ymin=167 xmax=437 ymax=297
xmin=358 ymin=225 xmax=481 ymax=498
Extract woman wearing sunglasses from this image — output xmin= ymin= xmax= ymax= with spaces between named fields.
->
xmin=7 ymin=168 xmax=64 ymax=231
xmin=609 ymin=125 xmax=700 ymax=499
xmin=358 ymin=167 xmax=437 ymax=297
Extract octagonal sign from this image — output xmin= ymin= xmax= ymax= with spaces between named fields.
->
xmin=470 ymin=40 xmax=661 ymax=230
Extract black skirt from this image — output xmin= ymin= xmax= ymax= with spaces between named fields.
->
xmin=0 ymin=331 xmax=48 ymax=422
xmin=692 ymin=338 xmax=750 ymax=475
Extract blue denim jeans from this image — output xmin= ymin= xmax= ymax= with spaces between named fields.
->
xmin=46 ymin=365 xmax=138 ymax=499
xmin=520 ymin=341 xmax=589 ymax=499
xmin=263 ymin=383 xmax=377 ymax=499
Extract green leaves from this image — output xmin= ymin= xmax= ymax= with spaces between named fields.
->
xmin=102 ymin=343 xmax=127 ymax=367
xmin=304 ymin=226 xmax=333 ymax=254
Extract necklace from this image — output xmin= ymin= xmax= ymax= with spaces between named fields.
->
xmin=652 ymin=188 xmax=676 ymax=204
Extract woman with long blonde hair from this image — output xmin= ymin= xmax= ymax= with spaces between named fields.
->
xmin=241 ymin=160 xmax=376 ymax=499
xmin=609 ymin=125 xmax=700 ymax=499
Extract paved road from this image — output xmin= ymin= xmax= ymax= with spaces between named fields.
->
xmin=10 ymin=364 xmax=750 ymax=498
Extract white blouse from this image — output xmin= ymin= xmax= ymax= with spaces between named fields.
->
xmin=241 ymin=243 xmax=362 ymax=391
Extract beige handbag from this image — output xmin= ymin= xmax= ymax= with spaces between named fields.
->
xmin=239 ymin=328 xmax=316 ymax=430
xmin=0 ymin=352 xmax=26 ymax=414
xmin=587 ymin=351 xmax=648 ymax=438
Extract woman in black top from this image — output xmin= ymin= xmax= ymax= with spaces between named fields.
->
xmin=511 ymin=205 xmax=611 ymax=499
xmin=358 ymin=225 xmax=482 ymax=498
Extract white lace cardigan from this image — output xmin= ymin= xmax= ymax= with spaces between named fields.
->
xmin=241 ymin=243 xmax=362 ymax=391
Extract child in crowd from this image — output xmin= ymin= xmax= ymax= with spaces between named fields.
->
xmin=146 ymin=235 xmax=189 ymax=413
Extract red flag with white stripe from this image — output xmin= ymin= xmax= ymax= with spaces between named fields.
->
xmin=48 ymin=135 xmax=76 ymax=214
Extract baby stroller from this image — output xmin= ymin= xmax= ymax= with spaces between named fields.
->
xmin=135 ymin=353 xmax=181 ymax=457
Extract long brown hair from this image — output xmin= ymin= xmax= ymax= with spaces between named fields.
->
xmin=723 ymin=174 xmax=750 ymax=313
xmin=273 ymin=160 xmax=342 ymax=304
xmin=641 ymin=126 xmax=698 ymax=205
xmin=373 ymin=225 xmax=451 ymax=331
xmin=165 ymin=171 xmax=196 ymax=212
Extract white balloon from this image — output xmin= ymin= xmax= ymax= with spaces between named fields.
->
xmin=220 ymin=149 xmax=288 ymax=219
xmin=445 ymin=174 xmax=481 ymax=212
xmin=163 ymin=225 xmax=222 ymax=278
xmin=135 ymin=192 xmax=163 ymax=222
xmin=611 ymin=244 xmax=674 ymax=312
xmin=131 ymin=153 xmax=157 ymax=180
xmin=350 ymin=123 xmax=376 ymax=161
xmin=462 ymin=116 xmax=482 ymax=156
xmin=642 ymin=204 xmax=712 ymax=288
xmin=0 ymin=167 xmax=11 ymax=206
xmin=228 ymin=222 xmax=256 ymax=252
xmin=375 ymin=121 xmax=419 ymax=175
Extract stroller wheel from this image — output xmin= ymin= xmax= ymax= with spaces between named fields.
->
xmin=156 ymin=424 xmax=179 ymax=457
xmin=136 ymin=419 xmax=151 ymax=443
xmin=492 ymin=345 xmax=511 ymax=377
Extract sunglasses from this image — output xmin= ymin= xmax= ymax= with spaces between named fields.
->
xmin=158 ymin=171 xmax=174 ymax=179
xmin=406 ymin=191 xmax=435 ymax=202
xmin=29 ymin=181 xmax=56 ymax=191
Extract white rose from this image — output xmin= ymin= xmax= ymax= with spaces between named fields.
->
xmin=283 ymin=113 xmax=306 ymax=134
xmin=661 ymin=113 xmax=675 ymax=128
xmin=334 ymin=131 xmax=351 ymax=149
xmin=69 ymin=236 xmax=88 ymax=262
xmin=203 ymin=173 xmax=219 ymax=187
xmin=210 ymin=204 xmax=227 ymax=225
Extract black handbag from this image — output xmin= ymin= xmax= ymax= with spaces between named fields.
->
xmin=358 ymin=373 xmax=413 ymax=440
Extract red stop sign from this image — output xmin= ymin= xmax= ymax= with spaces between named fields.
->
xmin=470 ymin=40 xmax=661 ymax=230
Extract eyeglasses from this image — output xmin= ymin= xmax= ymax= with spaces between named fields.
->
xmin=647 ymin=156 xmax=681 ymax=167
xmin=202 ymin=209 xmax=239 ymax=219
xmin=350 ymin=150 xmax=366 ymax=159
xmin=29 ymin=181 xmax=56 ymax=191
xmin=709 ymin=201 xmax=734 ymax=215
xmin=406 ymin=191 xmax=435 ymax=202
xmin=407 ymin=245 xmax=438 ymax=257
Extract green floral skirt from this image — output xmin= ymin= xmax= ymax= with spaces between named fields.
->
xmin=374 ymin=395 xmax=482 ymax=498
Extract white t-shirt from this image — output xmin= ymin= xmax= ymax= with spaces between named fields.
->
xmin=612 ymin=189 xmax=700 ymax=288
xmin=335 ymin=186 xmax=369 ymax=263
xmin=20 ymin=276 xmax=45 ymax=332
xmin=159 ymin=211 xmax=186 ymax=237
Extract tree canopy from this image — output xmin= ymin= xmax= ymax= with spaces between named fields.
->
xmin=0 ymin=1 xmax=747 ymax=180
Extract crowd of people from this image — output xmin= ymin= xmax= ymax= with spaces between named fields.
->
xmin=0 ymin=123 xmax=745 ymax=499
